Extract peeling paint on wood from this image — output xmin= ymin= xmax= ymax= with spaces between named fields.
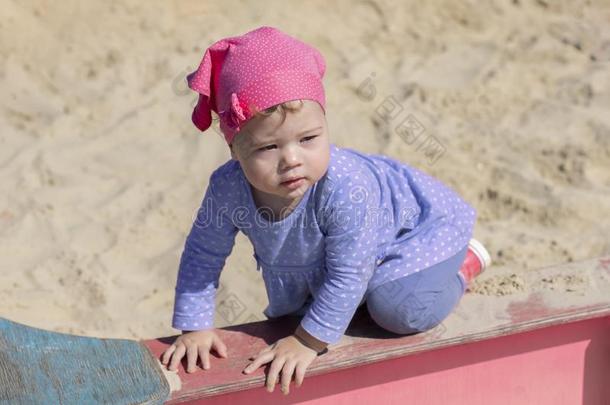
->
xmin=0 ymin=319 xmax=169 ymax=404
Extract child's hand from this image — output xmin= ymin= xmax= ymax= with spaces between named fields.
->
xmin=242 ymin=335 xmax=318 ymax=395
xmin=161 ymin=329 xmax=228 ymax=373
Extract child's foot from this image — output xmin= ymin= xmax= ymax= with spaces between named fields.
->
xmin=458 ymin=238 xmax=492 ymax=285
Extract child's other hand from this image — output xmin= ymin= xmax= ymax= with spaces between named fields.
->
xmin=242 ymin=335 xmax=318 ymax=395
xmin=161 ymin=329 xmax=228 ymax=373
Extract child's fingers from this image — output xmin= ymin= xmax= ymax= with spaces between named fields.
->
xmin=212 ymin=337 xmax=228 ymax=358
xmin=198 ymin=346 xmax=211 ymax=370
xmin=243 ymin=350 xmax=275 ymax=374
xmin=281 ymin=359 xmax=297 ymax=394
xmin=161 ymin=344 xmax=176 ymax=365
xmin=294 ymin=362 xmax=307 ymax=387
xmin=186 ymin=343 xmax=199 ymax=373
xmin=168 ymin=343 xmax=186 ymax=371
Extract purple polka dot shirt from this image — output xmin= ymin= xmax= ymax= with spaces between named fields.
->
xmin=172 ymin=143 xmax=477 ymax=344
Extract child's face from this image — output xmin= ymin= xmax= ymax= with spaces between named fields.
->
xmin=229 ymin=100 xmax=330 ymax=207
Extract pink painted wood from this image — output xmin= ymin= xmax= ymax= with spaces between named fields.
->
xmin=143 ymin=256 xmax=610 ymax=404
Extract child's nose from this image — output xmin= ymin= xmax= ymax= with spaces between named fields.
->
xmin=280 ymin=148 xmax=302 ymax=169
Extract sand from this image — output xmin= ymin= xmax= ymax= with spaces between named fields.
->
xmin=1 ymin=0 xmax=609 ymax=340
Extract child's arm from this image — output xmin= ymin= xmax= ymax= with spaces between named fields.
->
xmin=172 ymin=174 xmax=239 ymax=332
xmin=298 ymin=169 xmax=381 ymax=346
xmin=241 ymin=171 xmax=380 ymax=394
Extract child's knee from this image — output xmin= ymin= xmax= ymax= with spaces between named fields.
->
xmin=402 ymin=311 xmax=443 ymax=334
xmin=366 ymin=288 xmax=451 ymax=335
xmin=366 ymin=294 xmax=443 ymax=335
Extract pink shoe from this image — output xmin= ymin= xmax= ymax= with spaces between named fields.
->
xmin=458 ymin=238 xmax=492 ymax=284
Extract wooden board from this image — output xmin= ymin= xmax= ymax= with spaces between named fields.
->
xmin=156 ymin=316 xmax=610 ymax=404
xmin=1 ymin=256 xmax=608 ymax=404
xmin=143 ymin=255 xmax=610 ymax=403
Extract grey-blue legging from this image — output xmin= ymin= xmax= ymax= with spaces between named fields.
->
xmin=291 ymin=244 xmax=468 ymax=335
xmin=363 ymin=244 xmax=468 ymax=334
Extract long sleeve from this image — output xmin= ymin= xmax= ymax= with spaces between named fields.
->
xmin=171 ymin=174 xmax=239 ymax=331
xmin=299 ymin=169 xmax=381 ymax=344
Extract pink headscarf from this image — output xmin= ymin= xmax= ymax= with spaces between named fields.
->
xmin=187 ymin=26 xmax=327 ymax=145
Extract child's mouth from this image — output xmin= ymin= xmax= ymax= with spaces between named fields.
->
xmin=280 ymin=177 xmax=306 ymax=189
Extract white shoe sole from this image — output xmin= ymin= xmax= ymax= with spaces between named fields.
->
xmin=468 ymin=238 xmax=492 ymax=271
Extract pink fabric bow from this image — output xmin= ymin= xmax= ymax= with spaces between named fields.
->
xmin=218 ymin=93 xmax=247 ymax=131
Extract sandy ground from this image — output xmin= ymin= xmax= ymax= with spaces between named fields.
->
xmin=1 ymin=0 xmax=609 ymax=340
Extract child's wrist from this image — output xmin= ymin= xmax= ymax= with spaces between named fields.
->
xmin=294 ymin=325 xmax=328 ymax=354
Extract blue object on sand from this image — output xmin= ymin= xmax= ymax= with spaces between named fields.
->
xmin=0 ymin=317 xmax=169 ymax=405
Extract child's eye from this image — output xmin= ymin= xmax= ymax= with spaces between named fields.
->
xmin=258 ymin=144 xmax=276 ymax=152
xmin=301 ymin=135 xmax=318 ymax=143
xmin=257 ymin=136 xmax=317 ymax=151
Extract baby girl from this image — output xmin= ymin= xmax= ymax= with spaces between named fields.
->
xmin=161 ymin=26 xmax=491 ymax=395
